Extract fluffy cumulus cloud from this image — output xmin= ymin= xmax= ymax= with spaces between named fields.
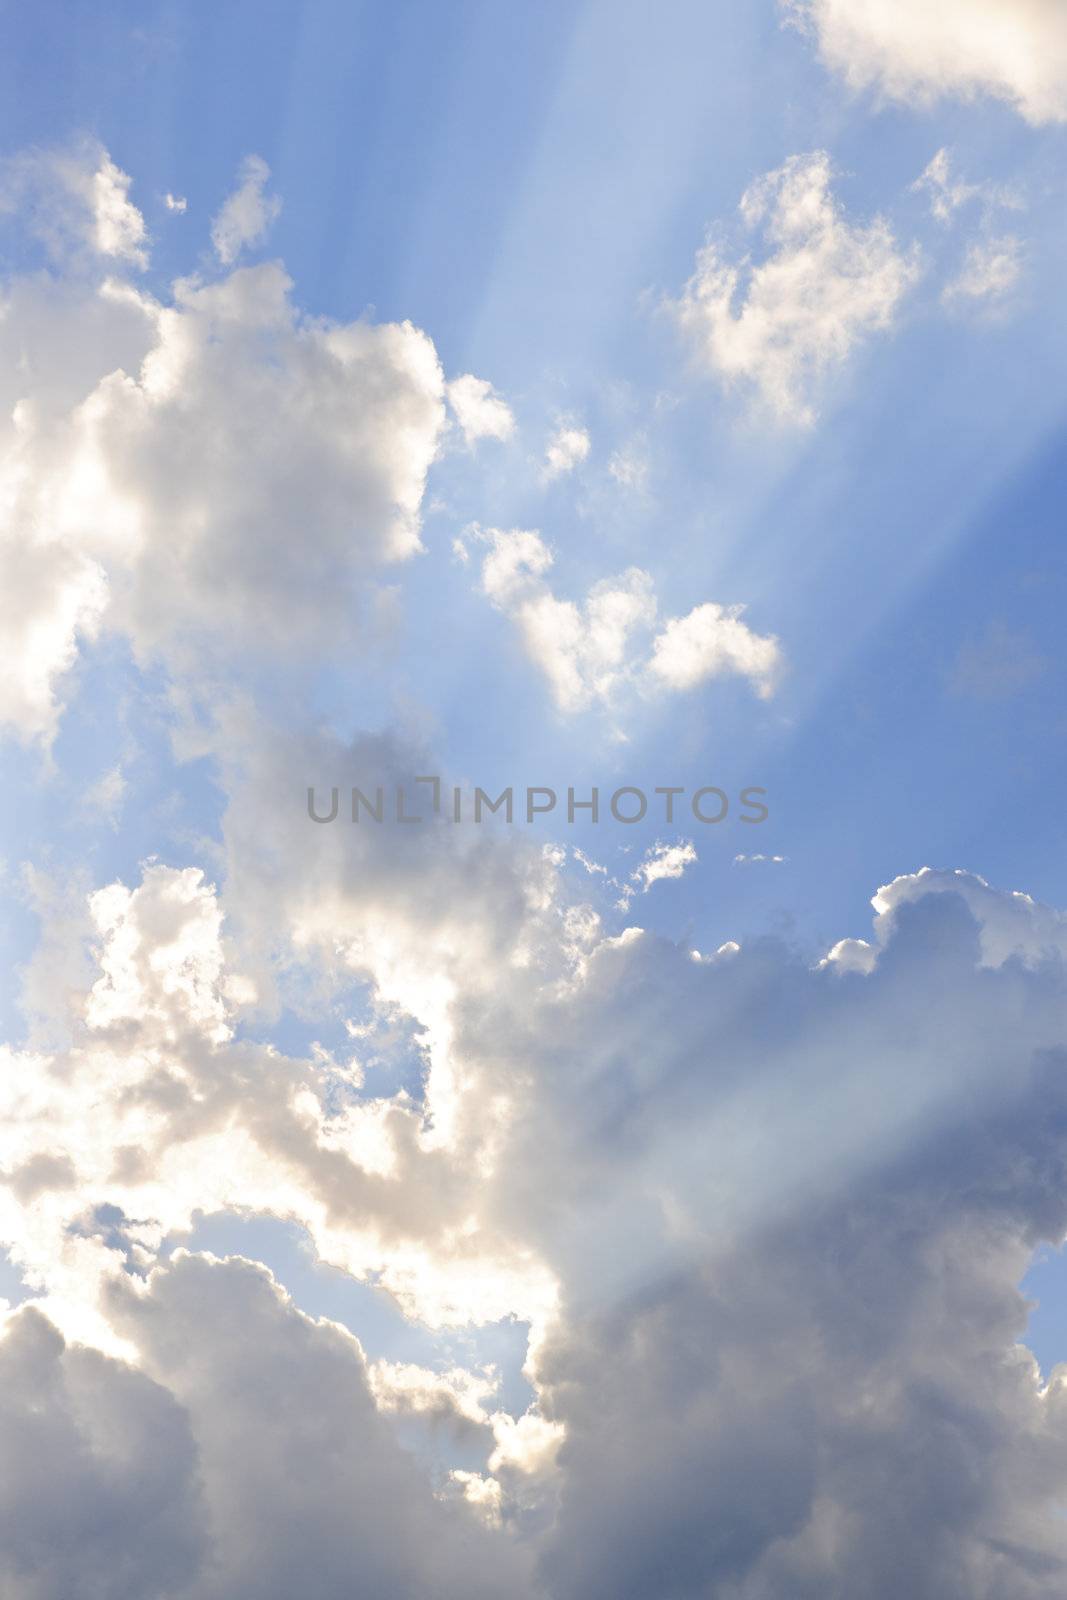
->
xmin=0 ymin=145 xmax=462 ymax=737
xmin=0 ymin=1256 xmax=531 ymax=1600
xmin=453 ymin=870 xmax=1067 ymax=1598
xmin=649 ymin=600 xmax=782 ymax=698
xmin=66 ymin=264 xmax=446 ymax=665
xmin=477 ymin=527 xmax=781 ymax=712
xmin=542 ymin=423 xmax=591 ymax=481
xmin=785 ymin=0 xmax=1067 ymax=125
xmin=0 ymin=1304 xmax=204 ymax=1598
xmin=670 ymin=151 xmax=919 ymax=425
xmin=447 ymin=373 xmax=516 ymax=444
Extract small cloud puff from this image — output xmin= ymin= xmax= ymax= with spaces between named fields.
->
xmin=447 ymin=374 xmax=516 ymax=445
xmin=542 ymin=423 xmax=591 ymax=481
xmin=942 ymin=235 xmax=1024 ymax=305
xmin=210 ymin=154 xmax=281 ymax=265
xmin=617 ymin=839 xmax=698 ymax=909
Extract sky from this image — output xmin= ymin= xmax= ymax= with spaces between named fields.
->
xmin=3 ymin=2 xmax=1067 ymax=1595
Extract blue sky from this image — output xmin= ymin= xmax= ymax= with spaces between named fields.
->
xmin=5 ymin=3 xmax=1067 ymax=1594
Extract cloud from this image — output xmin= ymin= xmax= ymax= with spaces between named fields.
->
xmin=785 ymin=0 xmax=1067 ymax=125
xmin=0 ymin=824 xmax=565 ymax=1349
xmin=670 ymin=152 xmax=918 ymax=425
xmin=633 ymin=839 xmax=698 ymax=893
xmin=461 ymin=872 xmax=1067 ymax=1597
xmin=943 ymin=235 xmax=1025 ymax=305
xmin=479 ymin=528 xmax=657 ymax=712
xmin=447 ymin=374 xmax=516 ymax=444
xmin=912 ymin=148 xmax=982 ymax=223
xmin=542 ymin=424 xmax=591 ymax=481
xmin=66 ymin=264 xmax=446 ymax=667
xmin=85 ymin=864 xmax=245 ymax=1044
xmin=477 ymin=528 xmax=782 ymax=712
xmin=0 ymin=1254 xmax=534 ymax=1600
xmin=210 ymin=154 xmax=280 ymax=264
xmin=0 ymin=531 xmax=107 ymax=745
xmin=907 ymin=150 xmax=1025 ymax=310
xmin=10 ymin=814 xmax=1067 ymax=1593
xmin=0 ymin=1304 xmax=205 ymax=1598
xmin=607 ymin=441 xmax=649 ymax=494
xmin=0 ymin=157 xmax=456 ymax=733
xmin=648 ymin=600 xmax=782 ymax=698
xmin=0 ymin=139 xmax=148 ymax=268
xmin=616 ymin=839 xmax=698 ymax=908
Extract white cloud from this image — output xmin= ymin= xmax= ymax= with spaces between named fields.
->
xmin=479 ymin=528 xmax=656 ymax=712
xmin=0 ymin=533 xmax=107 ymax=744
xmin=210 ymin=154 xmax=281 ymax=265
xmin=0 ymin=268 xmax=448 ymax=713
xmin=0 ymin=152 xmax=465 ymax=737
xmin=367 ymin=1357 xmax=497 ymax=1426
xmin=649 ymin=600 xmax=782 ymax=699
xmin=785 ymin=0 xmax=1067 ymax=125
xmin=870 ymin=865 xmax=1067 ymax=969
xmin=0 ymin=836 xmax=565 ymax=1348
xmin=542 ymin=424 xmax=590 ymax=481
xmin=670 ymin=151 xmax=919 ymax=426
xmin=943 ymin=234 xmax=1024 ymax=304
xmin=447 ymin=374 xmax=516 ymax=444
xmin=65 ymin=264 xmax=446 ymax=666
xmin=0 ymin=139 xmax=148 ymax=268
xmin=616 ymin=839 xmax=698 ymax=909
xmin=478 ymin=528 xmax=782 ymax=713
xmin=912 ymin=147 xmax=981 ymax=223
xmin=615 ymin=839 xmax=697 ymax=909
xmin=164 ymin=192 xmax=187 ymax=213
xmin=85 ymin=864 xmax=244 ymax=1044
xmin=635 ymin=839 xmax=698 ymax=892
